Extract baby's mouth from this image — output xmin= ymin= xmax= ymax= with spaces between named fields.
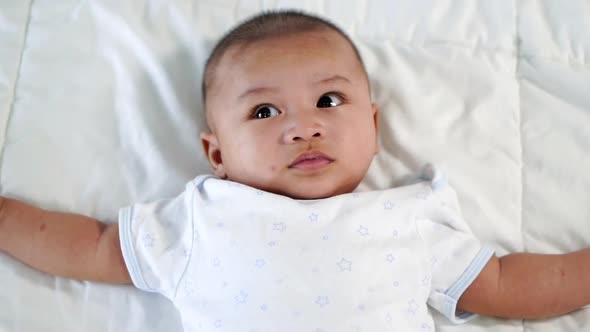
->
xmin=288 ymin=151 xmax=334 ymax=170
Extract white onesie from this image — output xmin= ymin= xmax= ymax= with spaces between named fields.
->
xmin=119 ymin=173 xmax=494 ymax=332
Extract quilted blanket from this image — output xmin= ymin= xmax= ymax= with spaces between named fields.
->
xmin=1 ymin=1 xmax=589 ymax=331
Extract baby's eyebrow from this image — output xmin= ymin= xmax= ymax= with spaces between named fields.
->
xmin=314 ymin=75 xmax=351 ymax=85
xmin=237 ymin=75 xmax=351 ymax=101
xmin=238 ymin=86 xmax=278 ymax=101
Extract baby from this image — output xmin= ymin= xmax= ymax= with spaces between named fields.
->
xmin=1 ymin=10 xmax=590 ymax=332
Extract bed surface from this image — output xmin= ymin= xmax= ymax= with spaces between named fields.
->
xmin=1 ymin=1 xmax=590 ymax=331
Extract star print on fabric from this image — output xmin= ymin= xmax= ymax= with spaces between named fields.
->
xmin=422 ymin=276 xmax=430 ymax=287
xmin=272 ymin=222 xmax=287 ymax=232
xmin=254 ymin=259 xmax=266 ymax=268
xmin=212 ymin=258 xmax=221 ymax=267
xmin=358 ymin=225 xmax=369 ymax=236
xmin=421 ymin=323 xmax=432 ymax=330
xmin=183 ymin=249 xmax=191 ymax=257
xmin=386 ymin=253 xmax=396 ymax=263
xmin=143 ymin=233 xmax=155 ymax=248
xmin=268 ymin=241 xmax=276 ymax=247
xmin=214 ymin=319 xmax=222 ymax=328
xmin=216 ymin=222 xmax=224 ymax=228
xmin=337 ymin=258 xmax=352 ymax=272
xmin=184 ymin=280 xmax=196 ymax=296
xmin=256 ymin=190 xmax=264 ymax=196
xmin=309 ymin=213 xmax=319 ymax=223
xmin=358 ymin=304 xmax=366 ymax=311
xmin=314 ymin=328 xmax=326 ymax=332
xmin=322 ymin=235 xmax=329 ymax=240
xmin=386 ymin=313 xmax=393 ymax=323
xmin=235 ymin=290 xmax=248 ymax=304
xmin=430 ymin=256 xmax=438 ymax=267
xmin=407 ymin=299 xmax=419 ymax=315
xmin=260 ymin=304 xmax=268 ymax=311
xmin=392 ymin=229 xmax=399 ymax=237
xmin=384 ymin=200 xmax=395 ymax=210
xmin=315 ymin=296 xmax=330 ymax=307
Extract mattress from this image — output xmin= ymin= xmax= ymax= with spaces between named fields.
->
xmin=1 ymin=0 xmax=589 ymax=331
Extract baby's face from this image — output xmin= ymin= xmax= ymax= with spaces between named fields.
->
xmin=201 ymin=29 xmax=379 ymax=199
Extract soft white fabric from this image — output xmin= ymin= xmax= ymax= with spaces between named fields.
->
xmin=119 ymin=173 xmax=494 ymax=331
xmin=1 ymin=1 xmax=590 ymax=332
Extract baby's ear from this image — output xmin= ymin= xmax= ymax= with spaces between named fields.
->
xmin=372 ymin=103 xmax=380 ymax=154
xmin=200 ymin=131 xmax=227 ymax=178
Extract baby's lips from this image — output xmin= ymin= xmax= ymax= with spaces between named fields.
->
xmin=288 ymin=151 xmax=334 ymax=168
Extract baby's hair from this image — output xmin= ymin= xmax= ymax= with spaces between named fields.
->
xmin=201 ymin=10 xmax=367 ymax=107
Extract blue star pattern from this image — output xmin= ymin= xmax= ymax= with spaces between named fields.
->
xmin=212 ymin=258 xmax=221 ymax=267
xmin=315 ymin=296 xmax=329 ymax=307
xmin=358 ymin=225 xmax=369 ymax=236
xmin=386 ymin=254 xmax=396 ymax=263
xmin=386 ymin=313 xmax=393 ymax=323
xmin=143 ymin=233 xmax=155 ymax=248
xmin=421 ymin=322 xmax=432 ymax=330
xmin=337 ymin=258 xmax=352 ymax=272
xmin=309 ymin=213 xmax=319 ymax=223
xmin=235 ymin=290 xmax=248 ymax=304
xmin=254 ymin=259 xmax=266 ymax=268
xmin=127 ymin=175 xmax=479 ymax=331
xmin=272 ymin=222 xmax=287 ymax=232
xmin=407 ymin=299 xmax=419 ymax=315
xmin=384 ymin=200 xmax=395 ymax=210
xmin=184 ymin=279 xmax=196 ymax=296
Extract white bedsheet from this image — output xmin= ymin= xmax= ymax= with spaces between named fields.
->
xmin=1 ymin=1 xmax=589 ymax=331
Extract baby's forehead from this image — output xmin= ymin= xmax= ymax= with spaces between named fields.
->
xmin=216 ymin=31 xmax=361 ymax=82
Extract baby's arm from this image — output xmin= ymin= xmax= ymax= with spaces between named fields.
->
xmin=0 ymin=196 xmax=131 ymax=284
xmin=458 ymin=250 xmax=590 ymax=319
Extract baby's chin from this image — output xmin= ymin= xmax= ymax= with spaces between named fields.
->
xmin=269 ymin=183 xmax=358 ymax=200
xmin=224 ymin=174 xmax=361 ymax=200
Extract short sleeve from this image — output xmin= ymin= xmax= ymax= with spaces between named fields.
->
xmin=415 ymin=176 xmax=495 ymax=323
xmin=118 ymin=180 xmax=198 ymax=299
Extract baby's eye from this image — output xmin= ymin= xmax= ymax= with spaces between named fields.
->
xmin=316 ymin=93 xmax=343 ymax=108
xmin=253 ymin=105 xmax=281 ymax=119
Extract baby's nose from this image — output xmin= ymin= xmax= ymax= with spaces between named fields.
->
xmin=283 ymin=119 xmax=326 ymax=143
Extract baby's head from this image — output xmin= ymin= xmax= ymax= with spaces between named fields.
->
xmin=200 ymin=10 xmax=379 ymax=199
